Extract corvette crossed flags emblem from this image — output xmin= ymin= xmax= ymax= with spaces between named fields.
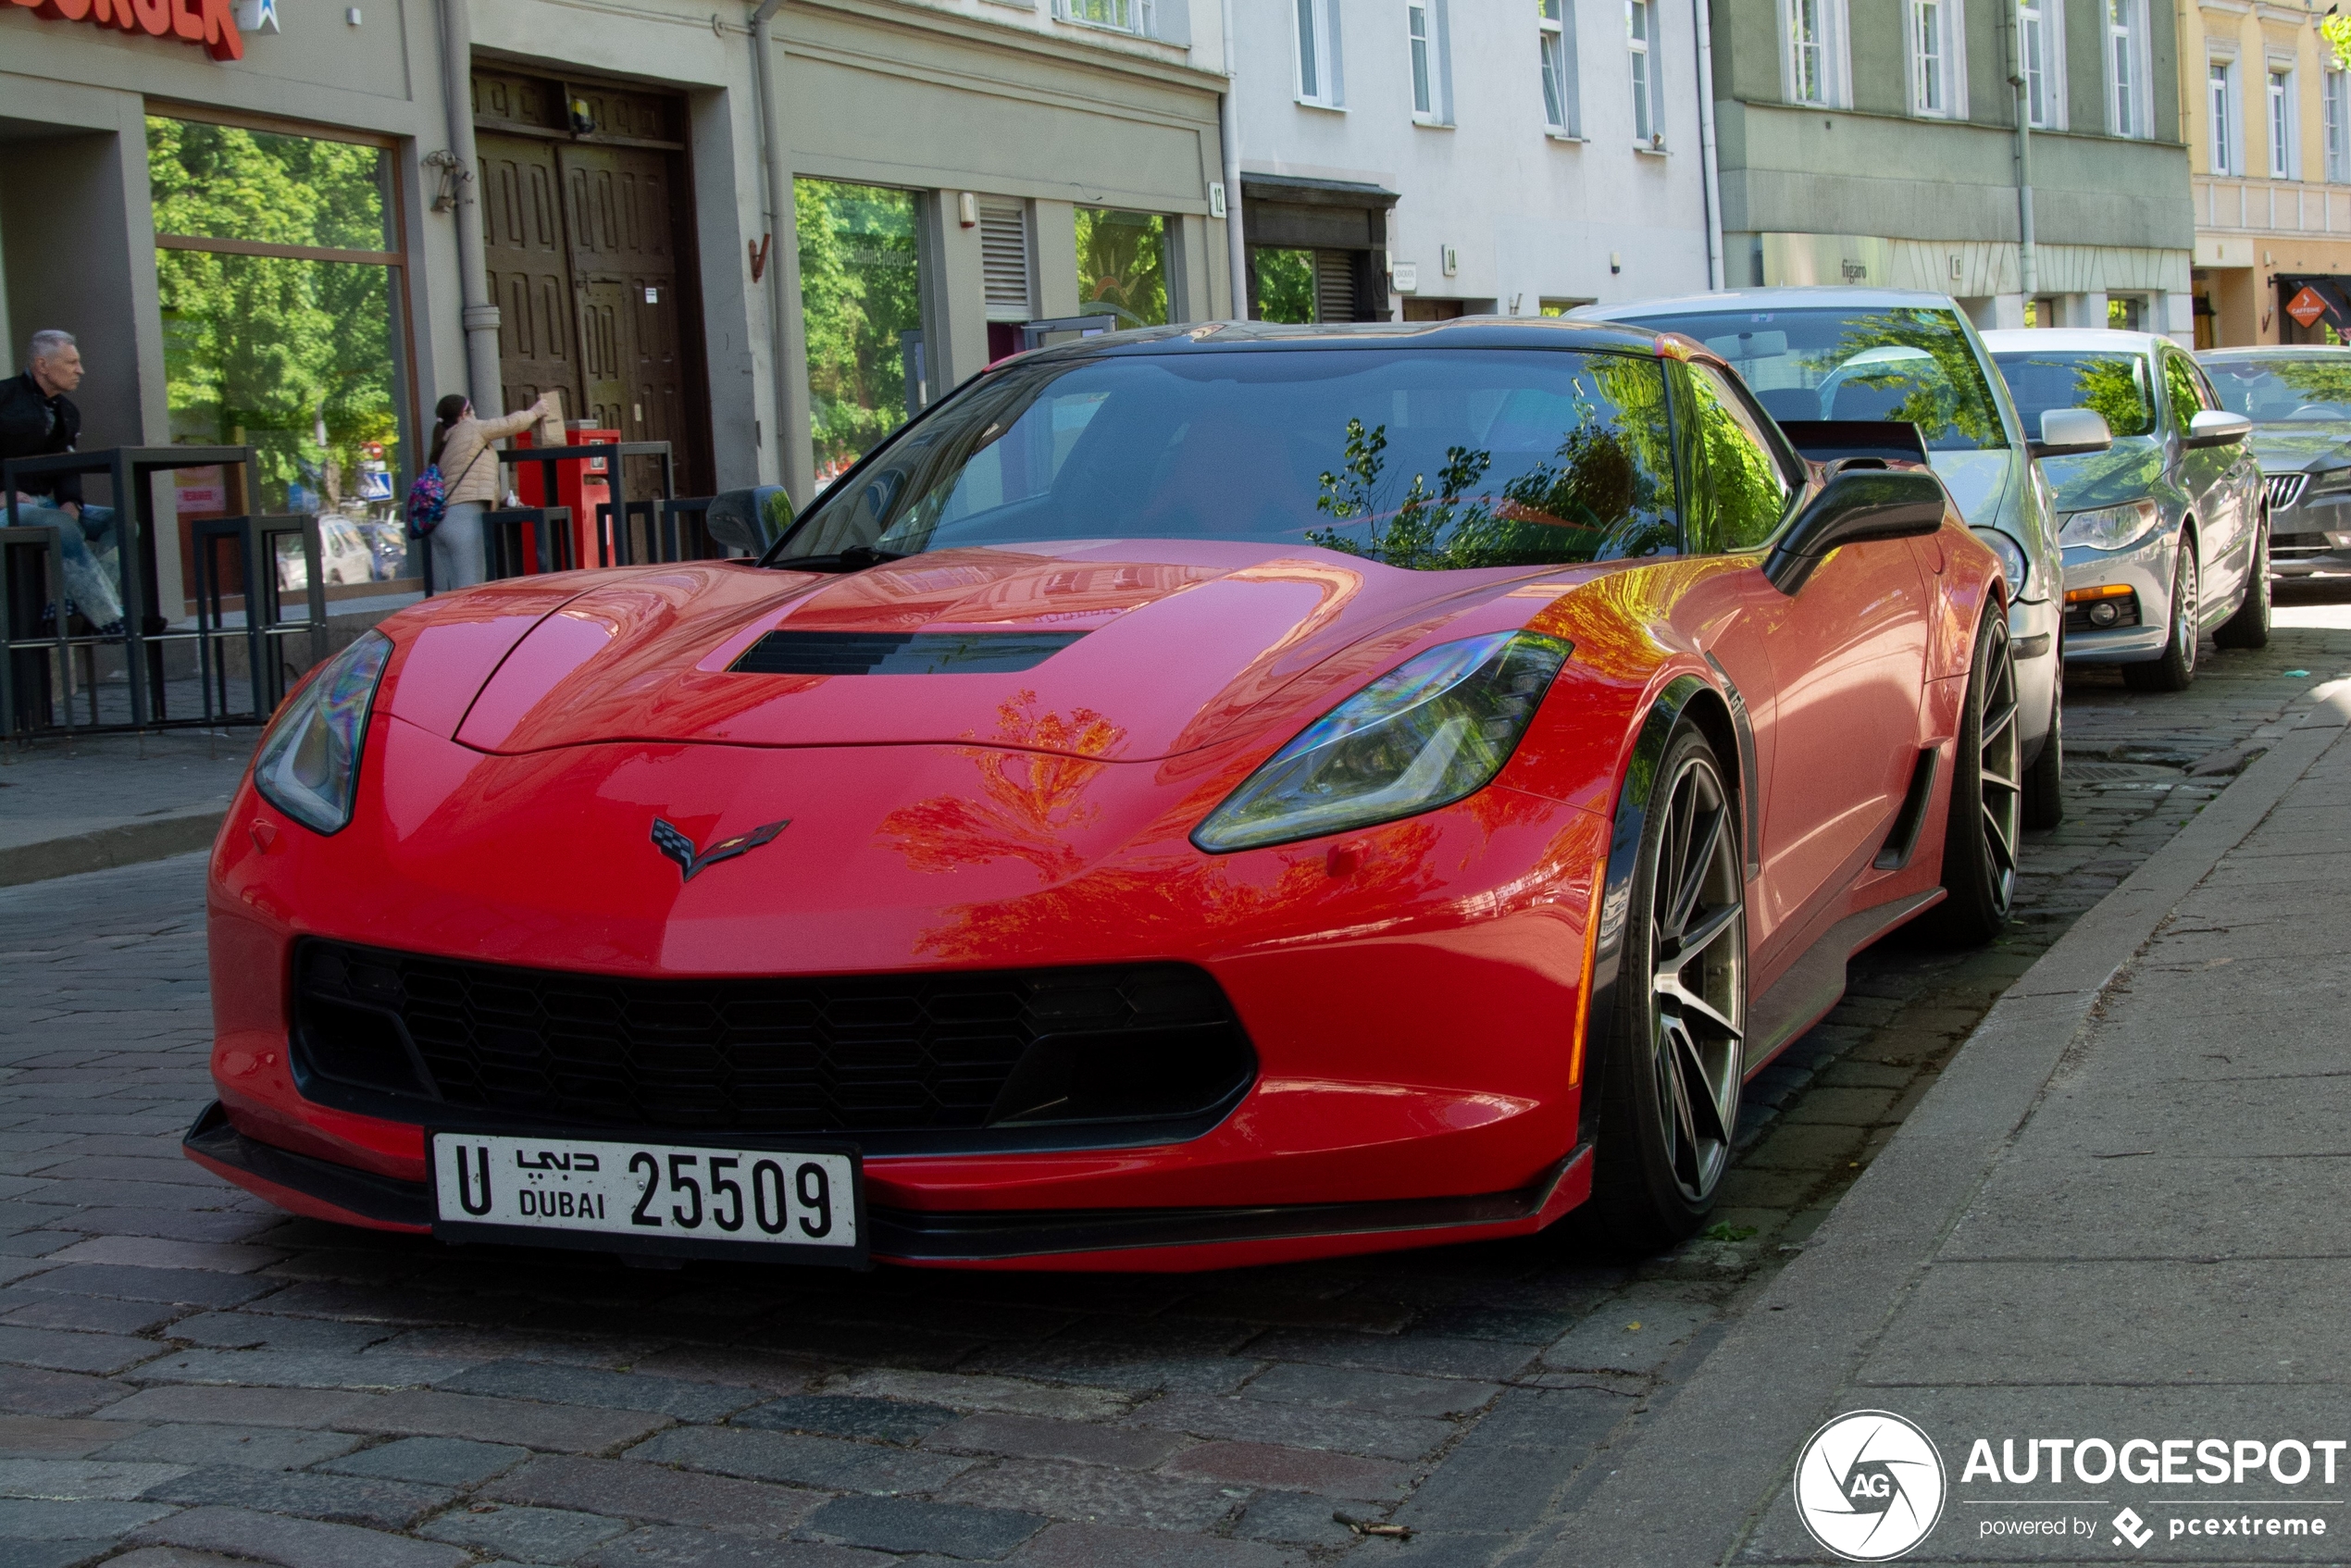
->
xmin=650 ymin=816 xmax=790 ymax=882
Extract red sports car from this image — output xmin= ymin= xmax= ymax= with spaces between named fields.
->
xmin=187 ymin=319 xmax=2014 ymax=1272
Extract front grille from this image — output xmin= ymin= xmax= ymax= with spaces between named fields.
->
xmin=291 ymin=941 xmax=1254 ymax=1139
xmin=2268 ymin=472 xmax=2309 ymax=511
xmin=730 ymin=630 xmax=1085 ymax=676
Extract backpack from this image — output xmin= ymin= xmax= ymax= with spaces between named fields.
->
xmin=404 ymin=465 xmax=450 ymax=536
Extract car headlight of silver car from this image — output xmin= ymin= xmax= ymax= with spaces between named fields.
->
xmin=2306 ymin=465 xmax=2351 ymax=500
xmin=253 ymin=629 xmax=393 ymax=835
xmin=1192 ymin=631 xmax=1572 ymax=853
xmin=1971 ymin=528 xmax=2030 ymax=593
xmin=2058 ymin=500 xmax=2162 ymax=551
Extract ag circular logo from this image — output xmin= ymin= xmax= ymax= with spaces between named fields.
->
xmin=1793 ymin=1410 xmax=1947 ymax=1562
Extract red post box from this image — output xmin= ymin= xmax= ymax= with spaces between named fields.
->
xmin=513 ymin=424 xmax=619 ymax=570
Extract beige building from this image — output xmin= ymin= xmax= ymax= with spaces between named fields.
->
xmin=2184 ymin=0 xmax=2351 ymax=345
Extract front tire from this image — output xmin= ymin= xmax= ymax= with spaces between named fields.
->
xmin=1587 ymin=724 xmax=1748 ymax=1251
xmin=2123 ymin=533 xmax=2200 ymax=691
xmin=1923 ymin=608 xmax=2021 ymax=945
xmin=2214 ymin=516 xmax=2271 ymax=650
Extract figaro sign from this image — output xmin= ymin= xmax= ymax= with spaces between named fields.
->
xmin=8 ymin=0 xmax=245 ymax=61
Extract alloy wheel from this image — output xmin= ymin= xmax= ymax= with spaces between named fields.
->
xmin=1647 ymin=753 xmax=1747 ymax=1204
xmin=2173 ymin=545 xmax=2200 ymax=678
xmin=1977 ymin=628 xmax=2022 ymax=916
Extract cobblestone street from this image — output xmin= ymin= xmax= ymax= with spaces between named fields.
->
xmin=2 ymin=602 xmax=2348 ymax=1568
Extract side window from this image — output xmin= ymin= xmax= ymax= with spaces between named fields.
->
xmin=1684 ymin=363 xmax=1797 ymax=553
xmin=2161 ymin=352 xmax=2207 ymax=438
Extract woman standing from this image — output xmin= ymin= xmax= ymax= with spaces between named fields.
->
xmin=425 ymin=391 xmax=554 ymax=591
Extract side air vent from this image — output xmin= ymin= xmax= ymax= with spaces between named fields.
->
xmin=1873 ymin=748 xmax=1940 ymax=871
xmin=730 ymin=630 xmax=1085 ymax=676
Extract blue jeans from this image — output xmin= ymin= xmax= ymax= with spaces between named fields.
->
xmin=11 ymin=499 xmax=122 ymax=628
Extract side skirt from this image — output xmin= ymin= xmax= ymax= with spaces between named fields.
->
xmin=1740 ymin=891 xmax=1942 ymax=1080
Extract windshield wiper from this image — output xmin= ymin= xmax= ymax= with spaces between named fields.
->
xmin=767 ymin=544 xmax=908 ymax=573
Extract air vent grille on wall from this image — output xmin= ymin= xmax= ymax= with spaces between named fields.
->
xmin=981 ymin=201 xmax=1034 ymax=322
xmin=729 ymin=630 xmax=1085 ymax=676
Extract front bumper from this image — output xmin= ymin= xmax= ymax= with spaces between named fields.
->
xmin=2009 ymin=596 xmax=2059 ymax=762
xmin=2059 ymin=529 xmax=2175 ymax=666
xmin=2269 ymin=488 xmax=2351 ymax=576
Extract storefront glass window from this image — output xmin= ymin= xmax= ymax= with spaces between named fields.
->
xmin=1076 ymin=208 xmax=1169 ymax=330
xmin=797 ymin=180 xmax=923 ymax=485
xmin=148 ymin=117 xmax=411 ymax=590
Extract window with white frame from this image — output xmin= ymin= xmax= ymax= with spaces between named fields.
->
xmin=2326 ymin=68 xmax=2348 ymax=181
xmin=1408 ymin=1 xmax=1452 ymax=123
xmin=1541 ymin=0 xmax=1581 ymax=136
xmin=2018 ymin=0 xmax=2062 ymax=129
xmin=1784 ymin=0 xmax=1847 ymax=107
xmin=1628 ymin=0 xmax=1661 ymax=143
xmin=1296 ymin=0 xmax=1342 ymax=106
xmin=2106 ymin=0 xmax=2150 ymax=137
xmin=1910 ymin=0 xmax=1962 ymax=118
xmin=1054 ymin=0 xmax=1158 ymax=36
xmin=2270 ymin=63 xmax=2296 ymax=179
xmin=2210 ymin=58 xmax=2237 ymax=175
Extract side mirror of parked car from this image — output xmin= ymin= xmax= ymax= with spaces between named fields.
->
xmin=1763 ymin=468 xmax=1949 ymax=596
xmin=703 ymin=486 xmax=796 ymax=556
xmin=2184 ymin=409 xmax=2255 ymax=449
xmin=2029 ymin=406 xmax=2113 ymax=460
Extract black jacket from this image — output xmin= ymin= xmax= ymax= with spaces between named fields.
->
xmin=0 ymin=371 xmax=82 ymax=506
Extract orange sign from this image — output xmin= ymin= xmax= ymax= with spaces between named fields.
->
xmin=7 ymin=0 xmax=243 ymax=62
xmin=2288 ymin=286 xmax=2329 ymax=330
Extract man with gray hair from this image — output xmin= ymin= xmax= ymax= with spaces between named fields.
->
xmin=1 ymin=330 xmax=124 ymax=634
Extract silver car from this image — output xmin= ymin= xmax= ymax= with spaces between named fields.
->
xmin=1986 ymin=330 xmax=2266 ymax=688
xmin=1575 ymin=288 xmax=2073 ymax=828
xmin=2196 ymin=345 xmax=2351 ymax=579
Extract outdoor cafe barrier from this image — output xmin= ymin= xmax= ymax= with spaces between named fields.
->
xmin=1 ymin=446 xmax=326 ymax=740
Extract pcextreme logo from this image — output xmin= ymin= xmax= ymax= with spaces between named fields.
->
xmin=1794 ymin=1411 xmax=1948 ymax=1562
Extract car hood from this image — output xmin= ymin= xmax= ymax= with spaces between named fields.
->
xmin=1926 ymin=448 xmax=2014 ymax=529
xmin=402 ymin=543 xmax=1583 ymax=762
xmin=2246 ymin=420 xmax=2351 ymax=473
xmin=2034 ymin=435 xmax=2170 ymax=513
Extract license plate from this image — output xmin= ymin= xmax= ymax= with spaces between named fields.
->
xmin=428 ymin=1132 xmax=865 ymax=1266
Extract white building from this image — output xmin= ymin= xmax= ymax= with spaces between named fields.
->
xmin=1227 ymin=0 xmax=1720 ymax=322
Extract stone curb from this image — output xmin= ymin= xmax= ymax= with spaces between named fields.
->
xmin=1518 ymin=678 xmax=2351 ymax=1568
xmin=0 ymin=805 xmax=227 ymax=889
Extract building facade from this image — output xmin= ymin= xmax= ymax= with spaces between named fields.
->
xmin=1230 ymin=0 xmax=1717 ymax=324
xmin=1710 ymin=0 xmax=2195 ymax=342
xmin=2182 ymin=0 xmax=2351 ymax=346
xmin=0 ymin=0 xmax=1237 ymax=615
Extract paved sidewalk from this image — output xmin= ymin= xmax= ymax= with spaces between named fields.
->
xmin=1533 ymin=678 xmax=2351 ymax=1564
xmin=0 ymin=732 xmax=248 ymax=888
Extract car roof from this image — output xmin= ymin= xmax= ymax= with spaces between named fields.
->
xmin=2196 ymin=343 xmax=2351 ymax=359
xmin=1981 ymin=328 xmax=2173 ymax=354
xmin=1005 ymin=316 xmax=1673 ymax=367
xmin=1568 ymin=286 xmax=1966 ymax=322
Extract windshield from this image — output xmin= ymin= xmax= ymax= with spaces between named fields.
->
xmin=2202 ymin=355 xmax=2351 ymax=421
xmin=1991 ymin=349 xmax=2156 ymax=438
xmin=777 ymin=347 xmax=1684 ymax=571
xmin=1609 ymin=305 xmax=2009 ymax=450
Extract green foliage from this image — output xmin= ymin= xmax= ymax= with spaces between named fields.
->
xmin=1254 ymin=248 xmax=1315 ymax=324
xmin=1076 ymin=209 xmax=1169 ymax=330
xmin=797 ymin=180 xmax=922 ymax=482
xmin=1820 ymin=309 xmax=2007 ymax=449
xmin=1702 ymin=1222 xmax=1758 ymax=1242
xmin=1686 ymin=367 xmax=1792 ymax=551
xmin=147 ymin=118 xmax=399 ymax=511
xmin=2327 ymin=13 xmax=2351 ymax=69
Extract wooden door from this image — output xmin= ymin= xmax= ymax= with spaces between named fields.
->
xmin=479 ymin=132 xmax=581 ymax=427
xmin=558 ymin=142 xmax=690 ymax=499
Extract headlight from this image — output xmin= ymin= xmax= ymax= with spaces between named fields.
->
xmin=2307 ymin=465 xmax=2351 ymax=499
xmin=2058 ymin=501 xmax=2162 ymax=551
xmin=252 ymin=630 xmax=392 ymax=835
xmin=1192 ymin=631 xmax=1572 ymax=853
xmin=1972 ymin=528 xmax=2030 ymax=592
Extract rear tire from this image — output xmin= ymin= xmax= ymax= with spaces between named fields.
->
xmin=2214 ymin=516 xmax=2272 ymax=651
xmin=1922 ymin=608 xmax=2021 ymax=946
xmin=2122 ymin=534 xmax=2199 ymax=692
xmin=1586 ymin=724 xmax=1748 ymax=1252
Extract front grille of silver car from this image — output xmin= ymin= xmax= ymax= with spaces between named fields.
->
xmin=2268 ymin=472 xmax=2309 ymax=511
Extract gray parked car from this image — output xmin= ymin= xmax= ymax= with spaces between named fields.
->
xmin=1575 ymin=288 xmax=2081 ymax=828
xmin=1985 ymin=329 xmax=2266 ymax=690
xmin=2196 ymin=345 xmax=2351 ymax=579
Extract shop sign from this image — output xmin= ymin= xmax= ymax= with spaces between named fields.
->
xmin=174 ymin=466 xmax=227 ymax=514
xmin=2288 ymin=286 xmax=2329 ymax=330
xmin=8 ymin=0 xmax=246 ymax=62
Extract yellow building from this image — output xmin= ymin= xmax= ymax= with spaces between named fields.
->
xmin=2184 ymin=0 xmax=2351 ymax=345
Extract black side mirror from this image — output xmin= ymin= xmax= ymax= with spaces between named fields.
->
xmin=1762 ymin=468 xmax=1949 ymax=596
xmin=703 ymin=485 xmax=795 ymax=556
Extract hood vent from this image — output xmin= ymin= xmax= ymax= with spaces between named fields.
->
xmin=731 ymin=629 xmax=1086 ymax=676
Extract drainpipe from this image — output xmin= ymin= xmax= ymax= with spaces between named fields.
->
xmin=2008 ymin=0 xmax=2037 ymax=300
xmin=440 ymin=0 xmax=502 ymax=410
xmin=750 ymin=0 xmax=796 ymax=485
xmin=1693 ymin=0 xmax=1723 ymax=290
xmin=1219 ymin=0 xmax=1247 ymax=317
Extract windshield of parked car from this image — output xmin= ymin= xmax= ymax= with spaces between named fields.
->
xmin=774 ymin=347 xmax=1685 ymax=570
xmin=2202 ymin=355 xmax=2351 ymax=422
xmin=1603 ymin=305 xmax=2009 ymax=450
xmin=1990 ymin=349 xmax=2157 ymax=438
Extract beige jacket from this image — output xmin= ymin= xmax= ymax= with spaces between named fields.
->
xmin=436 ymin=406 xmax=541 ymax=507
